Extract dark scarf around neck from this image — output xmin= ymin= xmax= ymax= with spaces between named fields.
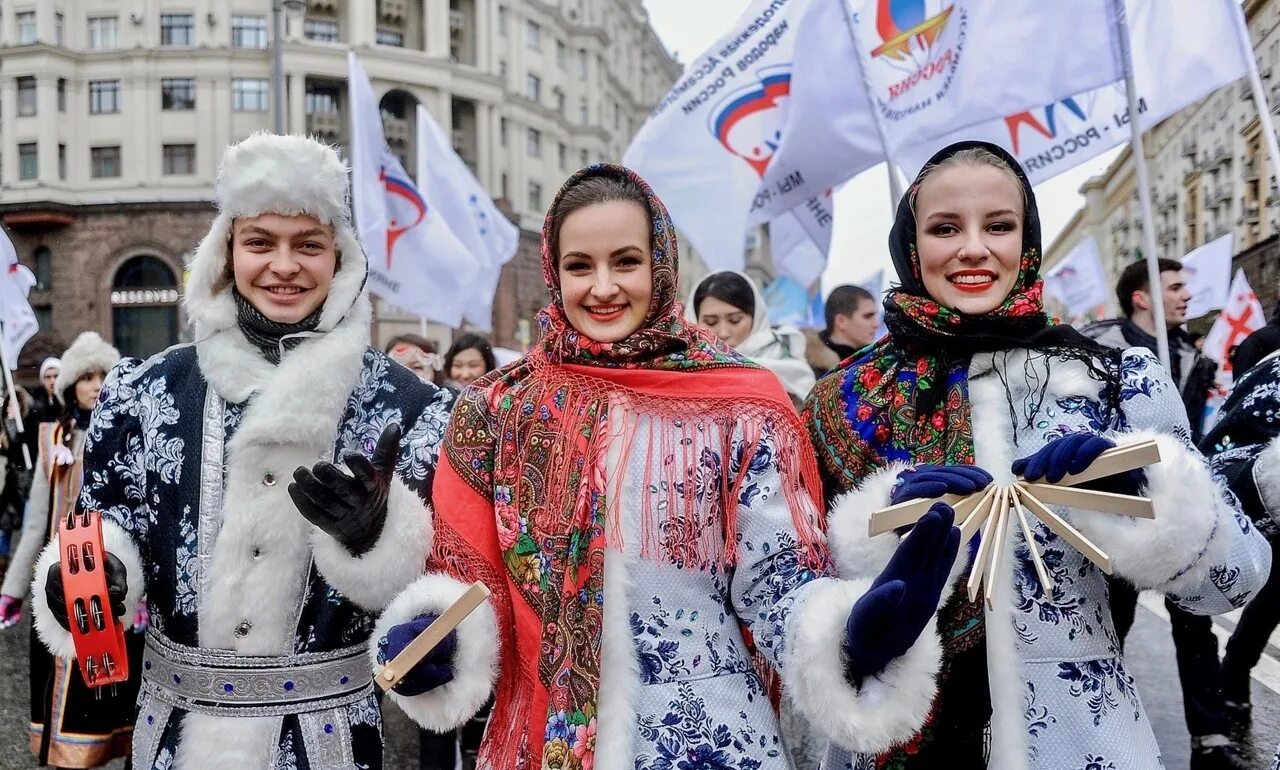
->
xmin=233 ymin=288 xmax=322 ymax=365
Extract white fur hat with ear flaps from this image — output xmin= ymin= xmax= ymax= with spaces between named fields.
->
xmin=183 ymin=132 xmax=370 ymax=341
xmin=54 ymin=332 xmax=120 ymax=404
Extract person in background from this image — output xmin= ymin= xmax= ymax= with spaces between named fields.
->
xmin=812 ymin=284 xmax=879 ymax=377
xmin=1200 ymin=349 xmax=1280 ymax=752
xmin=385 ymin=333 xmax=444 ymax=384
xmin=0 ymin=331 xmax=142 ymax=769
xmin=1084 ymin=258 xmax=1248 ymax=770
xmin=443 ymin=333 xmax=497 ymax=392
xmin=0 ymin=385 xmax=33 ymax=585
xmin=686 ymin=269 xmax=815 ymax=405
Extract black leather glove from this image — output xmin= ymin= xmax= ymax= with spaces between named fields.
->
xmin=44 ymin=552 xmax=129 ymax=633
xmin=289 ymin=423 xmax=401 ymax=556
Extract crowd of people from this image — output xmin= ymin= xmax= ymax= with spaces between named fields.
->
xmin=0 ymin=131 xmax=1275 ymax=770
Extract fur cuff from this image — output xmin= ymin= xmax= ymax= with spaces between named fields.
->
xmin=1076 ymin=431 xmax=1226 ymax=591
xmin=370 ymin=572 xmax=499 ymax=732
xmin=31 ymin=519 xmax=145 ymax=661
xmin=1253 ymin=436 xmax=1280 ymax=521
xmin=783 ymin=577 xmax=941 ymax=754
xmin=827 ymin=462 xmax=912 ymax=578
xmin=312 ymin=478 xmax=433 ymax=612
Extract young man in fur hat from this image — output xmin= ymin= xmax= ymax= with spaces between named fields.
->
xmin=27 ymin=133 xmax=492 ymax=769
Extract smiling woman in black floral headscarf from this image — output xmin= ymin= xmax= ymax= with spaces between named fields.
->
xmin=803 ymin=141 xmax=1270 ymax=770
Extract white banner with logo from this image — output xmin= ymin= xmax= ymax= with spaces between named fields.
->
xmin=1204 ymin=269 xmax=1265 ymax=368
xmin=0 ymin=228 xmax=37 ymax=370
xmin=896 ymin=0 xmax=1251 ymax=184
xmin=349 ymin=52 xmax=479 ymax=326
xmin=623 ymin=0 xmax=837 ymax=272
xmin=755 ymin=0 xmax=1123 ymax=222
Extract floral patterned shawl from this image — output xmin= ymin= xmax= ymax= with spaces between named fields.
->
xmin=432 ymin=165 xmax=826 ymax=770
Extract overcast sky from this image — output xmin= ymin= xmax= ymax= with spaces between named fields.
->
xmin=640 ymin=0 xmax=1121 ymax=292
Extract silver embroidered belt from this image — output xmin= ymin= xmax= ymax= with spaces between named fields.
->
xmin=140 ymin=630 xmax=372 ymax=717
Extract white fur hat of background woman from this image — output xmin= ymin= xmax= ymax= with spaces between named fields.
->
xmin=39 ymin=357 xmax=60 ymax=379
xmin=54 ymin=332 xmax=120 ymax=403
xmin=182 ymin=132 xmax=370 ymax=341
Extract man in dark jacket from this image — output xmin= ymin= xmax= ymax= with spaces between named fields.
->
xmin=1083 ymin=258 xmax=1246 ymax=770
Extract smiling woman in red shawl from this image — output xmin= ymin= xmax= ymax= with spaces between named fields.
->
xmin=378 ymin=164 xmax=885 ymax=769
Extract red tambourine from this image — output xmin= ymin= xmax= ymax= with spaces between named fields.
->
xmin=57 ymin=509 xmax=129 ymax=687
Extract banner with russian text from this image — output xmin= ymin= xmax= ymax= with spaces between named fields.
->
xmin=896 ymin=0 xmax=1250 ymax=184
xmin=1043 ymin=237 xmax=1109 ymax=318
xmin=754 ymin=0 xmax=1123 ymax=222
xmin=1181 ymin=233 xmax=1234 ymax=320
xmin=624 ymin=0 xmax=837 ymax=272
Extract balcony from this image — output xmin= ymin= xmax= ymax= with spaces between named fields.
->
xmin=306 ymin=110 xmax=342 ymax=141
xmin=1181 ymin=137 xmax=1197 ymax=158
xmin=1157 ymin=224 xmax=1177 ymax=244
xmin=378 ymin=0 xmax=408 ymax=22
xmin=310 ymin=0 xmax=340 ymax=12
xmin=1244 ymin=158 xmax=1259 ymax=181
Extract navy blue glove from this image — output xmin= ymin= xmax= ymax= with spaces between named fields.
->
xmin=890 ymin=464 xmax=993 ymax=505
xmin=844 ymin=502 xmax=961 ymax=683
xmin=1012 ymin=433 xmax=1145 ymax=495
xmin=376 ymin=613 xmax=457 ymax=696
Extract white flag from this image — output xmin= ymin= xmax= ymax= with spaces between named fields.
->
xmin=0 ymin=228 xmax=38 ymax=370
xmin=348 ymin=52 xmax=479 ymax=326
xmin=897 ymin=0 xmax=1250 ymax=184
xmin=416 ymin=104 xmax=519 ymax=330
xmin=1043 ymin=237 xmax=1109 ymax=318
xmin=624 ymin=0 xmax=838 ymax=272
xmin=1181 ymin=233 xmax=1234 ymax=320
xmin=1204 ymin=269 xmax=1265 ymax=369
xmin=755 ymin=0 xmax=1123 ymax=221
xmin=769 ymin=211 xmax=828 ymax=287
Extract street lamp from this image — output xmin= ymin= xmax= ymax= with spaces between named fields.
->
xmin=271 ymin=0 xmax=307 ymax=134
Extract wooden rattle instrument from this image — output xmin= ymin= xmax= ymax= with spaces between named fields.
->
xmin=374 ymin=581 xmax=491 ymax=692
xmin=57 ymin=509 xmax=130 ymax=688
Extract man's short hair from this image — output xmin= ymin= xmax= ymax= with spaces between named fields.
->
xmin=1116 ymin=258 xmax=1183 ymax=318
xmin=825 ymin=284 xmax=875 ymax=330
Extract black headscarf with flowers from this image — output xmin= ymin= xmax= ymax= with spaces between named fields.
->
xmin=805 ymin=141 xmax=1118 ymax=496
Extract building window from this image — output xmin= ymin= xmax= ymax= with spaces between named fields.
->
xmin=87 ymin=16 xmax=118 ymax=49
xmin=18 ymin=143 xmax=37 ymax=180
xmin=304 ymin=19 xmax=340 ymax=42
xmin=578 ymin=97 xmax=588 ymax=125
xmin=498 ymin=6 xmax=508 ymax=35
xmin=91 ymin=146 xmax=122 ymax=178
xmin=57 ymin=144 xmax=65 ymax=180
xmin=528 ymin=180 xmax=542 ymax=212
xmin=231 ymin=15 xmax=267 ymax=49
xmin=163 ymin=144 xmax=196 ymax=175
xmin=556 ymin=40 xmax=567 ymax=69
xmin=500 ymin=117 xmax=508 ymax=147
xmin=161 ymin=78 xmax=196 ymax=110
xmin=16 ymin=11 xmax=36 ymax=44
xmin=112 ymin=256 xmax=180 ymax=360
xmin=553 ymin=87 xmax=565 ymax=116
xmin=55 ymin=12 xmax=64 ymax=45
xmin=89 ymin=80 xmax=121 ymax=114
xmin=498 ymin=59 xmax=508 ymax=80
xmin=376 ymin=28 xmax=404 ymax=46
xmin=33 ymin=246 xmax=51 ymax=290
xmin=526 ymin=20 xmax=541 ymax=50
xmin=500 ymin=172 xmax=509 ymax=199
xmin=577 ymin=48 xmax=588 ymax=80
xmin=558 ymin=142 xmax=567 ymax=170
xmin=527 ymin=128 xmax=542 ymax=158
xmin=232 ymin=78 xmax=269 ymax=112
xmin=160 ymin=14 xmax=194 ymax=46
xmin=526 ymin=73 xmax=541 ymax=103
xmin=57 ymin=78 xmax=66 ymax=112
xmin=305 ymin=86 xmax=339 ymax=115
xmin=580 ymin=148 xmax=588 ymax=166
xmin=17 ymin=77 xmax=36 ymax=117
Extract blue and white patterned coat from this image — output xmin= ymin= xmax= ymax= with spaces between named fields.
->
xmin=820 ymin=347 xmax=1271 ymax=770
xmin=28 ymin=155 xmax=455 ymax=767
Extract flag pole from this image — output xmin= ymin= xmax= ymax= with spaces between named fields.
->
xmin=1110 ymin=0 xmax=1171 ymax=372
xmin=1232 ymin=0 xmax=1280 ymax=209
xmin=838 ymin=0 xmax=905 ymax=206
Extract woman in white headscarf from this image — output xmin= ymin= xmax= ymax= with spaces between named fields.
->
xmin=686 ymin=269 xmax=815 ymax=405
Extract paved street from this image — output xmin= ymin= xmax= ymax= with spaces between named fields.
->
xmin=0 ymin=598 xmax=1277 ymax=769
